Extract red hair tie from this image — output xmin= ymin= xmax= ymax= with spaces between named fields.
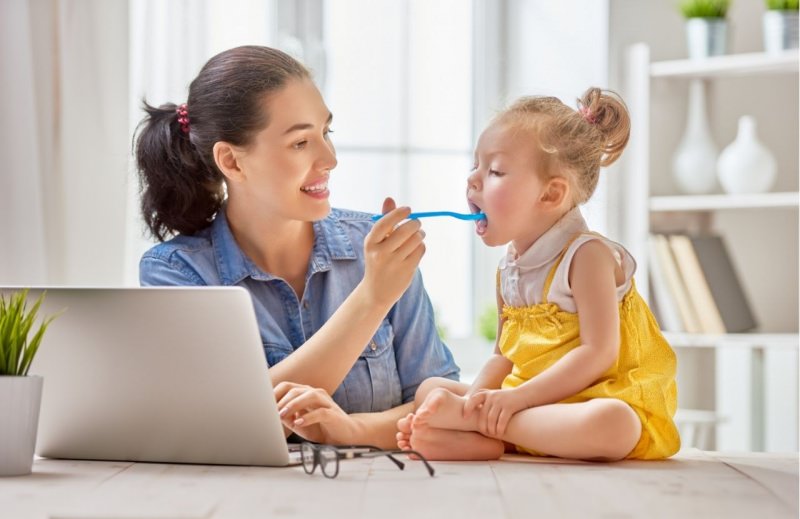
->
xmin=579 ymin=106 xmax=597 ymax=125
xmin=176 ymin=104 xmax=190 ymax=134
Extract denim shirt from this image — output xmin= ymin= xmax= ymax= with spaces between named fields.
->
xmin=139 ymin=207 xmax=459 ymax=413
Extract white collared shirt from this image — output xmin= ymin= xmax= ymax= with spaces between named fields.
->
xmin=499 ymin=207 xmax=636 ymax=313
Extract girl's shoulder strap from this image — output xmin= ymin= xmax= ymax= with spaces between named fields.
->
xmin=541 ymin=231 xmax=598 ymax=303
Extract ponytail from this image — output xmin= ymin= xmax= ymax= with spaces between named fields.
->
xmin=576 ymin=87 xmax=631 ymax=168
xmin=135 ymin=101 xmax=224 ymax=242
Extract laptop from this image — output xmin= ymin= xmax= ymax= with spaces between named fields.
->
xmin=3 ymin=286 xmax=290 ymax=467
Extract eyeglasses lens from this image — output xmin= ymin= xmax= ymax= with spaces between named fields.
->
xmin=319 ymin=446 xmax=339 ymax=478
xmin=301 ymin=443 xmax=316 ymax=474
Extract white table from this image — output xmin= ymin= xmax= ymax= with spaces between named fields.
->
xmin=1 ymin=449 xmax=797 ymax=518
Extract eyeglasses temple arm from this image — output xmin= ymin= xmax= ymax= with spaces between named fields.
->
xmin=352 ymin=451 xmax=406 ymax=470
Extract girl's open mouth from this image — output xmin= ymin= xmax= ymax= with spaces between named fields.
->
xmin=468 ymin=200 xmax=488 ymax=235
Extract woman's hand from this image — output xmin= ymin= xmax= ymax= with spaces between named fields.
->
xmin=463 ymin=387 xmax=529 ymax=439
xmin=274 ymin=381 xmax=358 ymax=445
xmin=361 ymin=197 xmax=427 ymax=308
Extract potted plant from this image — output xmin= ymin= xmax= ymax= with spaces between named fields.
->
xmin=763 ymin=0 xmax=799 ymax=54
xmin=0 ymin=289 xmax=59 ymax=476
xmin=679 ymin=0 xmax=731 ymax=59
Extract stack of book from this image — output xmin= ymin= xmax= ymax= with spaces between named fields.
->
xmin=647 ymin=233 xmax=757 ymax=334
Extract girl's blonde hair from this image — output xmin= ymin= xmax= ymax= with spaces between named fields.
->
xmin=496 ymin=87 xmax=630 ymax=205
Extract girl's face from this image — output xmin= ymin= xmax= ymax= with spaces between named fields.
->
xmin=466 ymin=121 xmax=554 ymax=252
xmin=233 ymin=78 xmax=337 ymax=222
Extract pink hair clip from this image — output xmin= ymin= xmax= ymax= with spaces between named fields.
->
xmin=579 ymin=106 xmax=596 ymax=125
xmin=176 ymin=104 xmax=190 ymax=134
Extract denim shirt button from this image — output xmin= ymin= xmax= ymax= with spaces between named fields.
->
xmin=369 ymin=340 xmax=377 ymax=351
xmin=302 ymin=300 xmax=309 ymax=309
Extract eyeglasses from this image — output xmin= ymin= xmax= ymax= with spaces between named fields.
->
xmin=297 ymin=442 xmax=435 ymax=478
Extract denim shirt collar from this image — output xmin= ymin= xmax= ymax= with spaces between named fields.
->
xmin=211 ymin=207 xmax=358 ymax=286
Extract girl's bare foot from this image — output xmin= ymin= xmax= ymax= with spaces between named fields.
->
xmin=412 ymin=388 xmax=474 ymax=431
xmin=396 ymin=413 xmax=413 ymax=450
xmin=408 ymin=423 xmax=504 ymax=461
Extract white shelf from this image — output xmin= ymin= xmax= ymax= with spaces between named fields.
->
xmin=665 ymin=331 xmax=799 ymax=349
xmin=650 ymin=50 xmax=799 ymax=79
xmin=650 ymin=191 xmax=800 ymax=212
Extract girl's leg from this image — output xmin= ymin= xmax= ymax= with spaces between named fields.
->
xmin=411 ymin=388 xmax=641 ymax=461
xmin=502 ymin=399 xmax=642 ymax=461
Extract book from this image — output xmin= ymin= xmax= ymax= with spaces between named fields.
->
xmin=688 ymin=234 xmax=757 ymax=333
xmin=668 ymin=234 xmax=726 ymax=335
xmin=652 ymin=234 xmax=702 ymax=333
xmin=647 ymin=235 xmax=684 ymax=332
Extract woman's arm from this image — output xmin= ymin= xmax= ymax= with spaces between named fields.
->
xmin=267 ymin=203 xmax=429 ymax=395
xmin=514 ymin=239 xmax=622 ymax=407
xmin=275 ymin=381 xmax=413 ymax=449
xmin=348 ymin=403 xmax=415 ymax=449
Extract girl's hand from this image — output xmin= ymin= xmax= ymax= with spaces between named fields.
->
xmin=463 ymin=388 xmax=529 ymax=438
xmin=361 ymin=197 xmax=426 ymax=308
xmin=275 ymin=381 xmax=357 ymax=445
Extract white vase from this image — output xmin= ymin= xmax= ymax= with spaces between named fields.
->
xmin=672 ymin=80 xmax=718 ymax=194
xmin=0 ymin=375 xmax=43 ymax=476
xmin=763 ymin=10 xmax=800 ymax=54
xmin=686 ymin=18 xmax=728 ymax=59
xmin=717 ymin=116 xmax=777 ymax=194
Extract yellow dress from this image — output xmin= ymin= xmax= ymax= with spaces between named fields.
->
xmin=499 ymin=233 xmax=681 ymax=460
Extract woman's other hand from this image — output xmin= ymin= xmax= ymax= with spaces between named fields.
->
xmin=275 ymin=381 xmax=357 ymax=445
xmin=361 ymin=197 xmax=426 ymax=308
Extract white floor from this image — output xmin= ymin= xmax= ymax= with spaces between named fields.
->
xmin=2 ymin=449 xmax=797 ymax=518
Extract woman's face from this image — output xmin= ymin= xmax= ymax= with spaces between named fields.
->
xmin=466 ymin=121 xmax=550 ymax=250
xmin=233 ymin=78 xmax=337 ymax=222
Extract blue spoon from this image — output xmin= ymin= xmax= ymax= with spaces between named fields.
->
xmin=370 ymin=211 xmax=486 ymax=222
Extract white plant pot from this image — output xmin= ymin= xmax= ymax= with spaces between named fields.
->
xmin=763 ymin=10 xmax=799 ymax=54
xmin=686 ymin=18 xmax=728 ymax=59
xmin=0 ymin=375 xmax=43 ymax=476
xmin=717 ymin=116 xmax=777 ymax=194
xmin=672 ymin=80 xmax=719 ymax=194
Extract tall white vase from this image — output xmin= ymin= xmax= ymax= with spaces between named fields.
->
xmin=672 ymin=80 xmax=718 ymax=194
xmin=717 ymin=116 xmax=777 ymax=194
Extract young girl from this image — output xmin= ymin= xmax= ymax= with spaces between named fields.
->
xmin=396 ymin=87 xmax=680 ymax=461
xmin=135 ymin=46 xmax=459 ymax=450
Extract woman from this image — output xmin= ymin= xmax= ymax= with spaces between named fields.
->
xmin=135 ymin=45 xmax=459 ymax=449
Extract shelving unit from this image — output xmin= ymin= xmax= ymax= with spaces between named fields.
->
xmin=650 ymin=50 xmax=799 ymax=79
xmin=623 ymin=44 xmax=799 ymax=452
xmin=650 ymin=191 xmax=799 ymax=212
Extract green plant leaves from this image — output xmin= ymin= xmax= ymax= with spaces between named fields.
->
xmin=766 ymin=0 xmax=799 ymax=10
xmin=0 ymin=289 xmax=61 ymax=376
xmin=679 ymin=0 xmax=731 ymax=18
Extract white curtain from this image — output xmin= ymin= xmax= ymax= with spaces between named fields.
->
xmin=1 ymin=0 xmax=129 ymax=286
xmin=0 ymin=0 xmax=273 ymax=286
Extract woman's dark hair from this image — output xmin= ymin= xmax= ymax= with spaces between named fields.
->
xmin=134 ymin=46 xmax=309 ymax=241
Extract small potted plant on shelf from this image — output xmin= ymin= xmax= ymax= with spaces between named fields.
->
xmin=0 ymin=289 xmax=59 ymax=477
xmin=679 ymin=0 xmax=731 ymax=59
xmin=763 ymin=0 xmax=799 ymax=54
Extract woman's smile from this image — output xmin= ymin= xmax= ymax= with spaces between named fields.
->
xmin=300 ymin=176 xmax=330 ymax=199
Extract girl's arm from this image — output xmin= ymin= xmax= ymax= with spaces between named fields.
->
xmin=514 ymin=240 xmax=622 ymax=407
